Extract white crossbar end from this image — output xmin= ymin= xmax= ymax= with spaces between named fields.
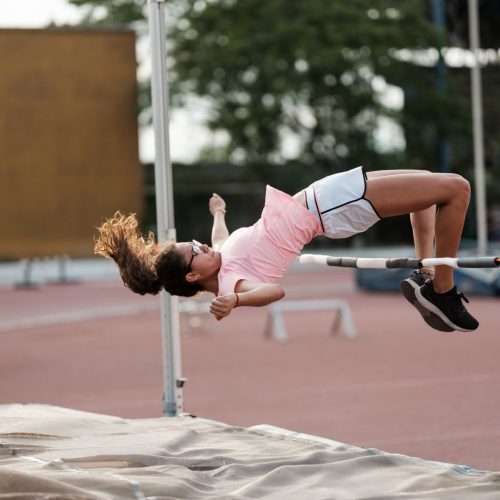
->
xmin=299 ymin=254 xmax=328 ymax=265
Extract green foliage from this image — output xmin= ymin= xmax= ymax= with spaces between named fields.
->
xmin=66 ymin=0 xmax=474 ymax=176
xmin=168 ymin=0 xmax=453 ymax=168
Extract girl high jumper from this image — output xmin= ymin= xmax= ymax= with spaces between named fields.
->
xmin=95 ymin=167 xmax=478 ymax=332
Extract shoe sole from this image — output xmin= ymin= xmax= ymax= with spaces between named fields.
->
xmin=415 ymin=287 xmax=476 ymax=333
xmin=400 ymin=279 xmax=420 ymax=305
xmin=400 ymin=279 xmax=455 ymax=332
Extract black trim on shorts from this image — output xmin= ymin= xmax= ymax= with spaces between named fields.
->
xmin=364 ymin=199 xmax=382 ymax=220
xmin=321 ymin=197 xmax=364 ymax=215
xmin=361 ymin=166 xmax=382 ymax=219
xmin=312 ymin=187 xmax=325 ymax=233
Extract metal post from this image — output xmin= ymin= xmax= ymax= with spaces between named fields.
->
xmin=431 ymin=0 xmax=450 ymax=172
xmin=147 ymin=0 xmax=184 ymax=416
xmin=468 ymin=0 xmax=488 ymax=255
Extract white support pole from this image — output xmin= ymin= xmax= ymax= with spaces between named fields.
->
xmin=147 ymin=0 xmax=184 ymax=416
xmin=468 ymin=0 xmax=488 ymax=256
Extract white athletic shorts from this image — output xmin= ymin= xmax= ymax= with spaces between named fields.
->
xmin=304 ymin=166 xmax=381 ymax=239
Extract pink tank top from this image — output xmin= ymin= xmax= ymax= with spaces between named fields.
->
xmin=217 ymin=186 xmax=322 ymax=296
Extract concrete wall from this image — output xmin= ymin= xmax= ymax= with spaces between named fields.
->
xmin=0 ymin=28 xmax=141 ymax=259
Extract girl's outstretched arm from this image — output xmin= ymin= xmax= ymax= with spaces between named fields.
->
xmin=210 ymin=280 xmax=285 ymax=320
xmin=209 ymin=193 xmax=229 ymax=250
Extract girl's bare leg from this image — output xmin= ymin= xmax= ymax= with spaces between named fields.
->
xmin=409 ymin=208 xmax=435 ymax=267
xmin=366 ymin=170 xmax=435 ymax=271
xmin=364 ymin=172 xmax=470 ymax=292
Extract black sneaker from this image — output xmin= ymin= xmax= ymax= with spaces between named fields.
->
xmin=416 ymin=282 xmax=479 ymax=332
xmin=400 ymin=271 xmax=454 ymax=332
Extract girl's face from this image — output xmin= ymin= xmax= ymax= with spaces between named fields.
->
xmin=175 ymin=240 xmax=221 ymax=279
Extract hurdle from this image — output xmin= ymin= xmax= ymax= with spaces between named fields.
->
xmin=265 ymin=299 xmax=357 ymax=343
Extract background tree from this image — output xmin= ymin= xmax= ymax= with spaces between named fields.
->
xmin=168 ymin=0 xmax=453 ymax=171
xmin=67 ymin=0 xmax=500 ymax=242
xmin=66 ymin=1 xmax=447 ymax=169
xmin=66 ymin=1 xmax=499 ymax=171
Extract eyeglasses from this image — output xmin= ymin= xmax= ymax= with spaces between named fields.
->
xmin=188 ymin=240 xmax=203 ymax=269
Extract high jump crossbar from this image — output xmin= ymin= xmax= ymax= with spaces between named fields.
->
xmin=299 ymin=254 xmax=500 ymax=269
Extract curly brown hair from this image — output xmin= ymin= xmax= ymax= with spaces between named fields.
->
xmin=94 ymin=212 xmax=162 ymax=295
xmin=94 ymin=212 xmax=203 ymax=297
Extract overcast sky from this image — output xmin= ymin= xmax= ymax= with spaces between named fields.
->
xmin=0 ymin=0 xmax=82 ymax=28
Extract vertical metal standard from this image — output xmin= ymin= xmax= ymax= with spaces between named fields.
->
xmin=431 ymin=0 xmax=450 ymax=172
xmin=147 ymin=0 xmax=184 ymax=416
xmin=468 ymin=0 xmax=488 ymax=255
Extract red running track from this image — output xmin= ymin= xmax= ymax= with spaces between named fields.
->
xmin=0 ymin=266 xmax=499 ymax=472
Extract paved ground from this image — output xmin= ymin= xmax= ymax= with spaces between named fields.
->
xmin=1 ymin=263 xmax=500 ymax=472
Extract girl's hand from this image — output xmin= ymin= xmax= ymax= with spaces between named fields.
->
xmin=209 ymin=193 xmax=226 ymax=216
xmin=210 ymin=293 xmax=237 ymax=320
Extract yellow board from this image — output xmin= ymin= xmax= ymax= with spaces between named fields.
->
xmin=0 ymin=28 xmax=141 ymax=259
